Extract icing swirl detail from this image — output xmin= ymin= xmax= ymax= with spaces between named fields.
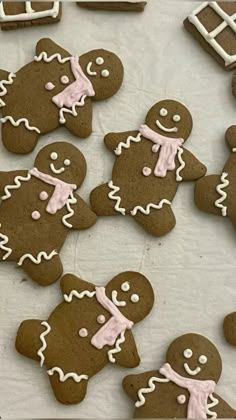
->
xmin=114 ymin=133 xmax=142 ymax=155
xmin=47 ymin=367 xmax=88 ymax=383
xmin=176 ymin=146 xmax=185 ymax=181
xmin=0 ymin=224 xmax=12 ymax=260
xmin=206 ymin=393 xmax=219 ymax=419
xmin=18 ymin=249 xmax=58 ymax=266
xmin=215 ymin=172 xmax=229 ymax=217
xmin=0 ymin=72 xmax=16 ymax=107
xmin=62 ymin=192 xmax=77 ymax=228
xmin=130 ymin=199 xmax=171 ymax=216
xmin=34 ymin=52 xmax=71 ymax=64
xmin=108 ymin=181 xmax=126 ymax=215
xmin=136 ymin=376 xmax=170 ymax=408
xmin=0 ymin=116 xmax=40 ymax=133
xmin=2 ymin=173 xmax=31 ymax=200
xmin=108 ymin=330 xmax=126 ymax=363
xmin=64 ymin=289 xmax=96 ymax=302
xmin=37 ymin=321 xmax=51 ymax=367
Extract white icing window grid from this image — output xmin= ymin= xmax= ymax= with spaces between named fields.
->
xmin=188 ymin=1 xmax=236 ymax=65
xmin=0 ymin=1 xmax=60 ymax=22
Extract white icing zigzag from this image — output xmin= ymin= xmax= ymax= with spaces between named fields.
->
xmin=0 ymin=72 xmax=16 ymax=107
xmin=108 ymin=181 xmax=126 ymax=215
xmin=0 ymin=116 xmax=40 ymax=133
xmin=59 ymin=95 xmax=87 ymax=124
xmin=176 ymin=146 xmax=185 ymax=182
xmin=136 ymin=376 xmax=170 ymax=408
xmin=47 ymin=367 xmax=88 ymax=383
xmin=37 ymin=321 xmax=51 ymax=367
xmin=34 ymin=52 xmax=71 ymax=64
xmin=130 ymin=199 xmax=171 ymax=216
xmin=64 ymin=289 xmax=96 ymax=303
xmin=0 ymin=224 xmax=12 ymax=260
xmin=62 ymin=192 xmax=77 ymax=229
xmin=215 ymin=172 xmax=229 ymax=217
xmin=108 ymin=330 xmax=125 ymax=363
xmin=2 ymin=173 xmax=31 ymax=200
xmin=18 ymin=250 xmax=58 ymax=266
xmin=206 ymin=393 xmax=219 ymax=419
xmin=114 ymin=133 xmax=142 ymax=156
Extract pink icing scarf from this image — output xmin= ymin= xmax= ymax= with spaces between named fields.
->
xmin=29 ymin=167 xmax=77 ymax=215
xmin=91 ymin=286 xmax=134 ymax=349
xmin=159 ymin=363 xmax=216 ymax=419
xmin=140 ymin=124 xmax=184 ymax=178
xmin=52 ymin=56 xmax=95 ymax=108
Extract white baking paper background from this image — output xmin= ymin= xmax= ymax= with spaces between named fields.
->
xmin=1 ymin=0 xmax=236 ymax=418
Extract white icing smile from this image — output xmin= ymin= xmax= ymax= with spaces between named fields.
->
xmin=111 ymin=290 xmax=126 ymax=307
xmin=184 ymin=362 xmax=201 ymax=376
xmin=87 ymin=62 xmax=97 ymax=76
xmin=156 ymin=119 xmax=178 ymax=133
xmin=50 ymin=163 xmax=65 ymax=174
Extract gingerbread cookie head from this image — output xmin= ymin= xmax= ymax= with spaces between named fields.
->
xmin=105 ymin=272 xmax=154 ymax=323
xmin=34 ymin=142 xmax=87 ymax=186
xmin=145 ymin=100 xmax=193 ymax=142
xmin=80 ymin=49 xmax=124 ymax=101
xmin=166 ymin=333 xmax=222 ymax=383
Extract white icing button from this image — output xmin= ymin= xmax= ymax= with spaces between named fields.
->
xmin=131 ymin=294 xmax=140 ymax=303
xmin=45 ymin=82 xmax=55 ymax=91
xmin=50 ymin=152 xmax=58 ymax=160
xmin=96 ymin=57 xmax=104 ymax=65
xmin=121 ymin=281 xmax=130 ymax=292
xmin=97 ymin=315 xmax=106 ymax=324
xmin=64 ymin=159 xmax=71 ymax=166
xmin=198 ymin=355 xmax=208 ymax=365
xmin=177 ymin=394 xmax=186 ymax=405
xmin=78 ymin=328 xmax=88 ymax=338
xmin=61 ymin=75 xmax=69 ymax=84
xmin=39 ymin=191 xmax=48 ymax=201
xmin=101 ymin=69 xmax=109 ymax=78
xmin=183 ymin=348 xmax=193 ymax=359
xmin=173 ymin=114 xmax=181 ymax=122
xmin=159 ymin=108 xmax=168 ymax=117
xmin=31 ymin=211 xmax=41 ymax=220
xmin=142 ymin=167 xmax=152 ymax=176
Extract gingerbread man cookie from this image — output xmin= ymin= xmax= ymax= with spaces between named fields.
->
xmin=195 ymin=126 xmax=236 ymax=229
xmin=0 ymin=38 xmax=124 ymax=153
xmin=123 ymin=333 xmax=236 ymax=418
xmin=16 ymin=271 xmax=154 ymax=404
xmin=90 ymin=100 xmax=207 ymax=237
xmin=0 ymin=141 xmax=96 ymax=285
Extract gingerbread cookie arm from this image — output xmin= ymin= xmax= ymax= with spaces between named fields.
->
xmin=61 ymin=273 xmax=95 ymax=296
xmin=210 ymin=393 xmax=236 ymax=418
xmin=21 ymin=253 xmax=63 ymax=286
xmin=67 ymin=193 xmax=97 ymax=230
xmin=63 ymin=100 xmax=93 ymax=138
xmin=108 ymin=330 xmax=140 ymax=368
xmin=177 ymin=148 xmax=207 ymax=181
xmin=123 ymin=370 xmax=160 ymax=400
xmin=0 ymin=170 xmax=28 ymax=196
xmin=224 ymin=312 xmax=236 ymax=345
xmin=225 ymin=125 xmax=236 ymax=150
xmin=104 ymin=130 xmax=139 ymax=153
xmin=35 ymin=38 xmax=70 ymax=59
xmin=16 ymin=319 xmax=46 ymax=362
xmin=133 ymin=204 xmax=176 ymax=237
xmin=90 ymin=182 xmax=120 ymax=216
xmin=195 ymin=174 xmax=226 ymax=217
xmin=48 ymin=373 xmax=88 ymax=405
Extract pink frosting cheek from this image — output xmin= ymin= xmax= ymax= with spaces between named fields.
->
xmin=61 ymin=75 xmax=70 ymax=84
xmin=31 ymin=211 xmax=41 ymax=221
xmin=39 ymin=191 xmax=49 ymax=201
xmin=78 ymin=328 xmax=88 ymax=338
xmin=97 ymin=315 xmax=106 ymax=324
xmin=45 ymin=82 xmax=55 ymax=91
xmin=142 ymin=167 xmax=152 ymax=176
xmin=177 ymin=394 xmax=186 ymax=405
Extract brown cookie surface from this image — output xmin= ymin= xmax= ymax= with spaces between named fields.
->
xmin=77 ymin=1 xmax=147 ymax=12
xmin=224 ymin=312 xmax=236 ymax=345
xmin=16 ymin=271 xmax=154 ymax=404
xmin=90 ymin=99 xmax=206 ymax=237
xmin=123 ymin=333 xmax=236 ymax=418
xmin=0 ymin=141 xmax=96 ymax=286
xmin=0 ymin=2 xmax=62 ymax=30
xmin=184 ymin=2 xmax=236 ymax=70
xmin=0 ymin=38 xmax=124 ymax=154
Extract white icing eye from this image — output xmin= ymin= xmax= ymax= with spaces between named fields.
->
xmin=159 ymin=108 xmax=168 ymax=117
xmin=121 ymin=281 xmax=130 ymax=292
xmin=101 ymin=69 xmax=110 ymax=78
xmin=96 ymin=57 xmax=104 ymax=65
xmin=50 ymin=152 xmax=58 ymax=160
xmin=183 ymin=348 xmax=193 ymax=359
xmin=198 ymin=355 xmax=208 ymax=365
xmin=131 ymin=294 xmax=140 ymax=303
xmin=173 ymin=114 xmax=181 ymax=122
xmin=64 ymin=159 xmax=71 ymax=166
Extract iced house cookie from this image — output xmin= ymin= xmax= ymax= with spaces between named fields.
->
xmin=0 ymin=142 xmax=96 ymax=285
xmin=90 ymin=99 xmax=207 ymax=237
xmin=16 ymin=271 xmax=154 ymax=404
xmin=0 ymin=38 xmax=124 ymax=153
xmin=123 ymin=333 xmax=236 ymax=418
xmin=77 ymin=1 xmax=147 ymax=12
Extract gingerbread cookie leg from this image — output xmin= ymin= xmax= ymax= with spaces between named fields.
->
xmin=90 ymin=182 xmax=120 ymax=216
xmin=1 ymin=122 xmax=39 ymax=154
xmin=132 ymin=205 xmax=176 ymax=236
xmin=21 ymin=253 xmax=63 ymax=286
xmin=195 ymin=175 xmax=225 ymax=216
xmin=48 ymin=373 xmax=88 ymax=405
xmin=16 ymin=319 xmax=45 ymax=361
